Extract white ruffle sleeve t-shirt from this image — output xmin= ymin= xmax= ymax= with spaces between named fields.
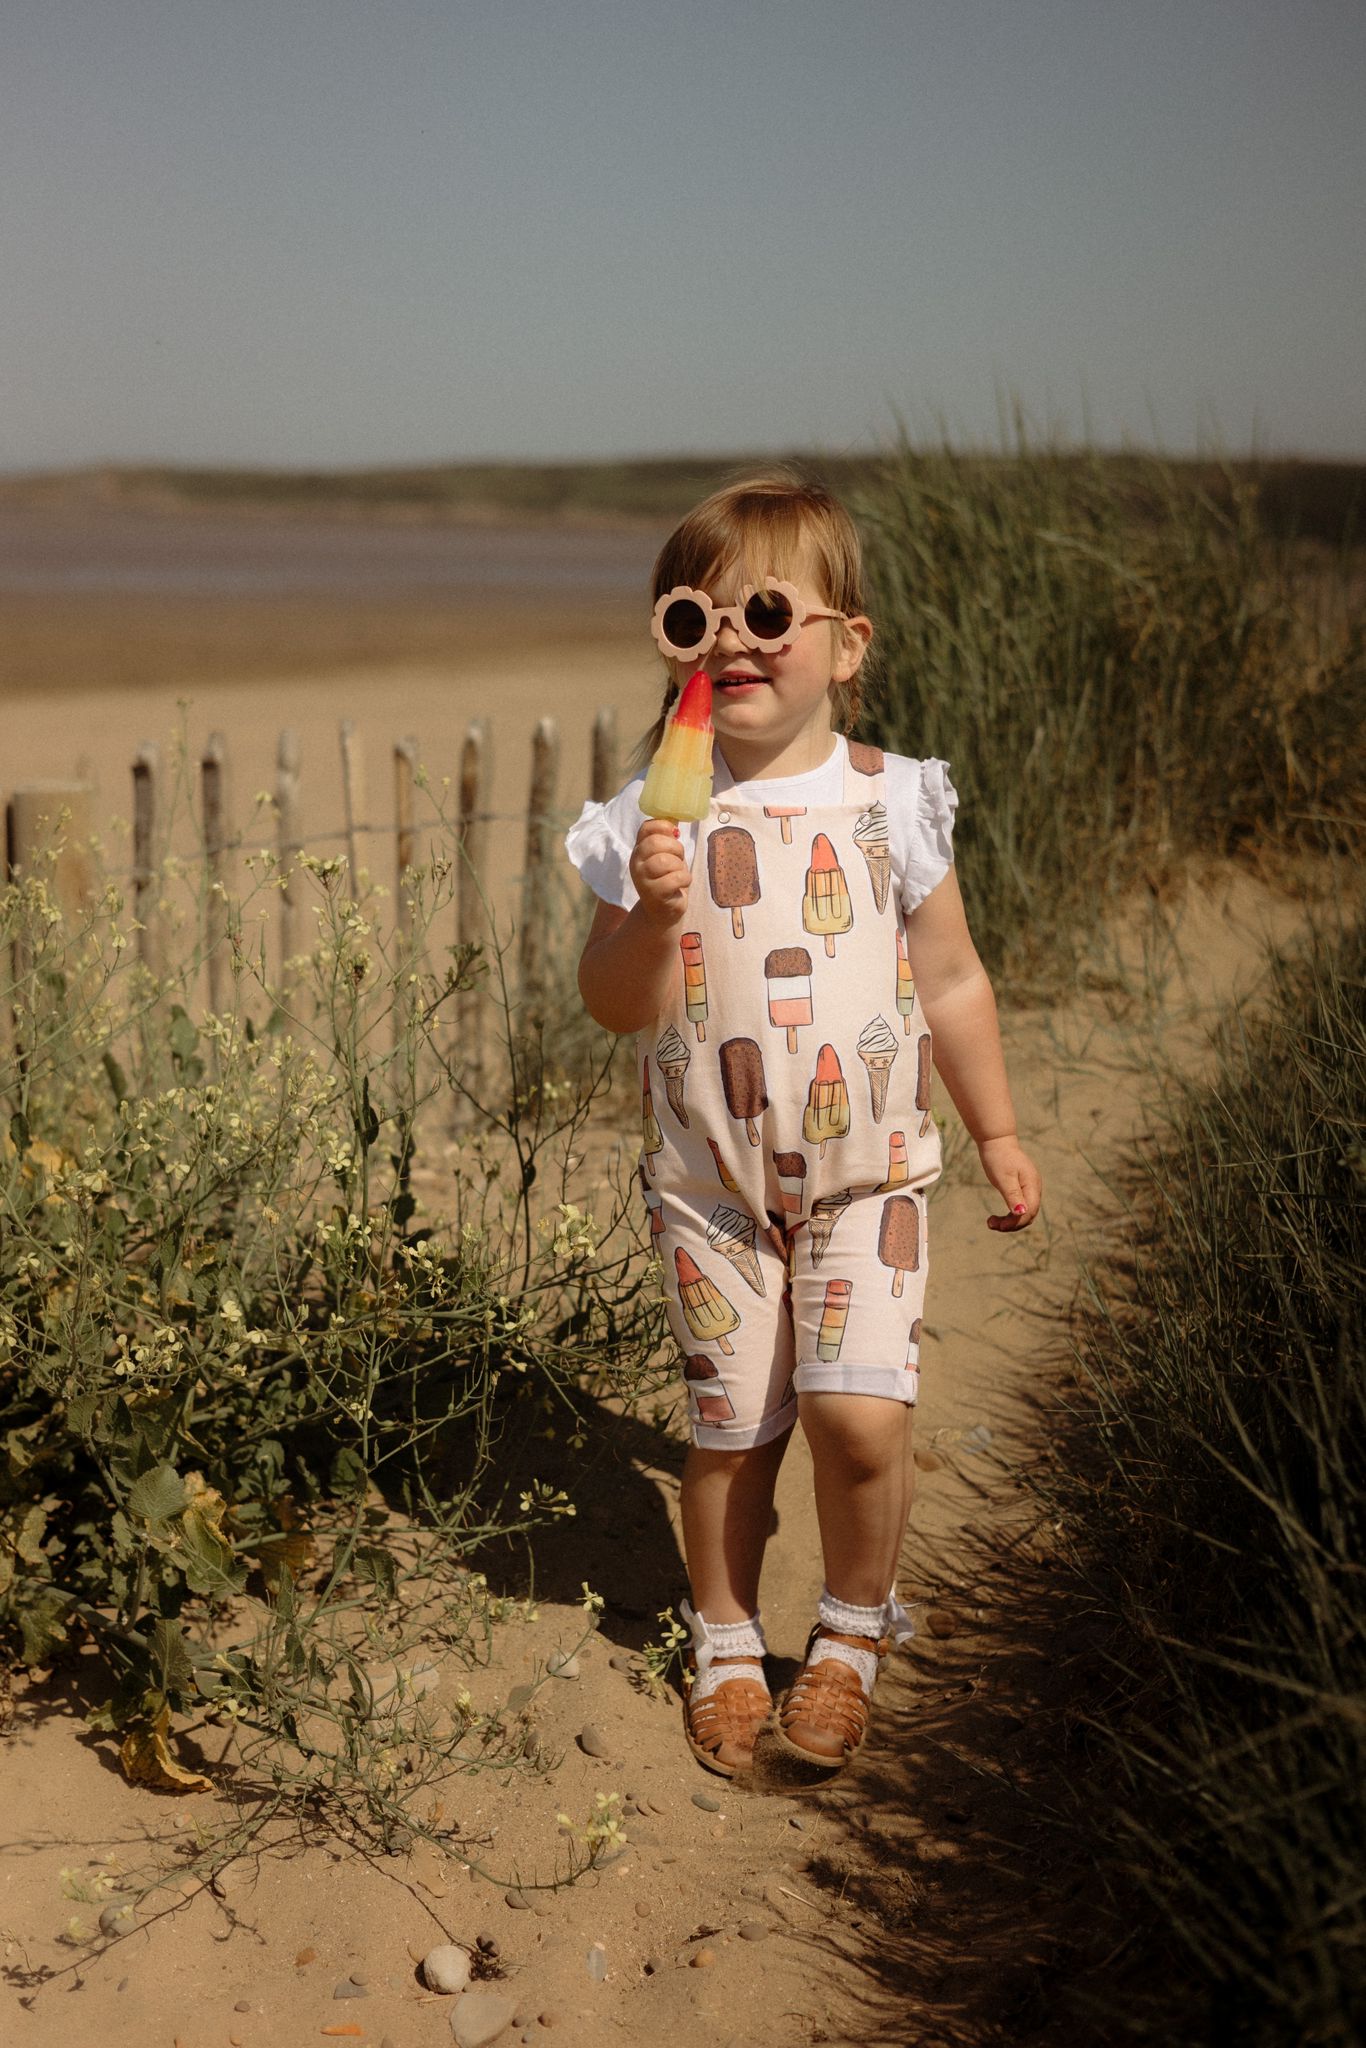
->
xmin=564 ymin=737 xmax=957 ymax=918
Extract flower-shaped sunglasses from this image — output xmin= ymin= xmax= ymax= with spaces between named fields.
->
xmin=650 ymin=579 xmax=848 ymax=661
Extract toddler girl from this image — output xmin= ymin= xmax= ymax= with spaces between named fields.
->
xmin=566 ymin=471 xmax=1041 ymax=1776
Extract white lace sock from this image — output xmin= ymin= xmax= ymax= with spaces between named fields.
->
xmin=681 ymin=1600 xmax=769 ymax=1706
xmin=811 ymin=1588 xmax=886 ymax=1693
xmin=882 ymin=1583 xmax=915 ymax=1646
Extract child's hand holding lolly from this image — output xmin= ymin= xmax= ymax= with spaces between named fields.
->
xmin=629 ymin=670 xmax=714 ymax=925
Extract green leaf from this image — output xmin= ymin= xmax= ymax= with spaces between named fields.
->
xmin=101 ymin=1050 xmax=129 ymax=1104
xmin=354 ymin=1543 xmax=397 ymax=1599
xmin=329 ymin=1445 xmax=369 ymax=1498
xmin=127 ymin=1463 xmax=187 ymax=1524
xmin=148 ymin=1617 xmax=196 ymax=1699
xmin=358 ymin=1077 xmax=380 ymax=1152
xmin=18 ymin=1586 xmax=71 ymax=1664
xmin=9 ymin=1109 xmax=30 ymax=1153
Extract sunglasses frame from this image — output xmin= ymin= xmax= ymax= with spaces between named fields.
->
xmin=650 ymin=578 xmax=848 ymax=661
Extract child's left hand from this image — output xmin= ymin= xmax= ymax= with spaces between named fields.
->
xmin=977 ymin=1137 xmax=1043 ymax=1231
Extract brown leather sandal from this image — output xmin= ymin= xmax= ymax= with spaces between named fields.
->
xmin=683 ymin=1654 xmax=773 ymax=1778
xmin=774 ymin=1625 xmax=887 ymax=1770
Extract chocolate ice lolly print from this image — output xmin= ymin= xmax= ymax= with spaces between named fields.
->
xmin=877 ymin=1195 xmax=920 ymax=1297
xmin=764 ymin=945 xmax=813 ymax=1054
xmin=915 ymin=1031 xmax=933 ymax=1136
xmin=719 ymin=1036 xmax=768 ymax=1145
xmin=772 ymin=1148 xmax=807 ymax=1223
xmin=684 ymin=1353 xmax=737 ymax=1425
xmin=707 ymin=825 xmax=760 ymax=938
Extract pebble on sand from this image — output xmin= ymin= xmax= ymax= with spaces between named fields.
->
xmin=691 ymin=1947 xmax=716 ymax=1968
xmin=576 ymin=1724 xmax=611 ymax=1758
xmin=925 ymin=1609 xmax=960 ymax=1638
xmin=738 ymin=1920 xmax=771 ymax=1942
xmin=450 ymin=1989 xmax=519 ymax=2047
xmin=98 ymin=1899 xmax=137 ymax=1936
xmin=691 ymin=1792 xmax=721 ymax=1812
xmin=548 ymin=1649 xmax=580 ymax=1679
xmin=912 ymin=1447 xmax=943 ymax=1472
xmin=422 ymin=1943 xmax=474 ymax=1994
xmin=506 ymin=1886 xmax=534 ymax=1909
xmin=296 ymin=1945 xmax=319 ymax=1965
xmin=585 ymin=1942 xmax=607 ymax=1982
xmin=607 ymin=1653 xmax=636 ymax=1673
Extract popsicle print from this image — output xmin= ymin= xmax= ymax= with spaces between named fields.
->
xmin=772 ymin=1148 xmax=807 ymax=1223
xmin=674 ymin=1248 xmax=740 ymax=1354
xmin=808 ymin=1190 xmax=851 ymax=1269
xmin=706 ymin=1201 xmax=766 ymax=1295
xmin=708 ymin=825 xmax=760 ymax=938
xmin=915 ymin=1031 xmax=933 ymax=1136
xmin=876 ymin=1131 xmax=909 ymax=1191
xmin=719 ymin=1036 xmax=768 ymax=1146
xmin=680 ymin=932 xmax=709 ymax=1043
xmin=655 ymin=1023 xmax=691 ymax=1127
xmin=764 ymin=945 xmax=813 ymax=1054
xmin=856 ymin=1014 xmax=898 ymax=1122
xmin=802 ymin=832 xmax=853 ymax=958
xmin=877 ymin=1195 xmax=920 ymax=1297
xmin=707 ymin=1137 xmax=741 ymax=1193
xmin=763 ymin=803 xmax=806 ymax=845
xmin=641 ymin=1061 xmax=663 ymax=1181
xmin=684 ymin=1353 xmax=737 ymax=1425
xmin=907 ymin=1316 xmax=923 ymax=1366
xmin=801 ymin=1043 xmax=850 ymax=1160
xmin=896 ymin=928 xmax=916 ymax=1034
xmin=817 ymin=1279 xmax=852 ymax=1361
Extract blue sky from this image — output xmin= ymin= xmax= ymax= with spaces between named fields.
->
xmin=3 ymin=0 xmax=1364 ymax=468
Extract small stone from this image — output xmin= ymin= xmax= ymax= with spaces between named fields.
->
xmin=234 ymin=1999 xmax=253 ymax=2014
xmin=925 ymin=1609 xmax=960 ymax=1638
xmin=691 ymin=1946 xmax=716 ymax=1968
xmin=548 ymin=1649 xmax=580 ymax=1679
xmin=98 ymin=1899 xmax=136 ymax=1936
xmin=634 ymin=1901 xmax=651 ymax=1918
xmin=576 ymin=1724 xmax=611 ymax=1758
xmin=450 ymin=1989 xmax=518 ymax=2047
xmin=608 ymin=1654 xmax=635 ymax=1673
xmin=642 ymin=1955 xmax=665 ymax=1976
xmin=116 ymin=1977 xmax=129 ymax=1993
xmin=230 ymin=2036 xmax=244 ymax=2046
xmin=350 ymin=1971 xmax=371 ymax=1987
xmin=646 ymin=1797 xmax=667 ymax=1816
xmin=913 ymin=1447 xmax=943 ymax=1472
xmin=506 ymin=1887 xmax=534 ymax=1910
xmin=333 ymin=1980 xmax=370 ymax=1999
xmin=738 ymin=1920 xmax=770 ymax=1942
xmin=691 ymin=1792 xmax=721 ymax=1812
xmin=423 ymin=1942 xmax=473 ymax=1994
xmin=297 ymin=1945 xmax=319 ymax=1965
xmin=585 ymin=1942 xmax=607 ymax=1982
xmin=788 ymin=1816 xmax=807 ymax=1830
xmin=407 ymin=1939 xmax=428 ymax=1963
xmin=537 ymin=2013 xmax=561 ymax=2028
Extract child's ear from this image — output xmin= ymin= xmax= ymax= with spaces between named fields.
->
xmin=833 ymin=613 xmax=873 ymax=682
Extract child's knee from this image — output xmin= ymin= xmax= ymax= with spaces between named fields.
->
xmin=799 ymin=1391 xmax=906 ymax=1482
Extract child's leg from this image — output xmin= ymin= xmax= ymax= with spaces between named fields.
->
xmin=680 ymin=1430 xmax=792 ymax=1621
xmin=798 ymin=1391 xmax=912 ymax=1606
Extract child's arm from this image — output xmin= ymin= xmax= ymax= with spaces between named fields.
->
xmin=577 ymin=820 xmax=692 ymax=1035
xmin=902 ymin=870 xmax=1042 ymax=1231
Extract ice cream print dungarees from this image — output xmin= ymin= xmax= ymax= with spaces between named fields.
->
xmin=640 ymin=743 xmax=940 ymax=1450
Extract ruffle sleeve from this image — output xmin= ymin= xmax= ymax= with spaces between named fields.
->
xmin=898 ymin=758 xmax=957 ymax=914
xmin=563 ymin=786 xmax=641 ymax=910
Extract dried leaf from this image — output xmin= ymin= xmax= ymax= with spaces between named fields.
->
xmin=119 ymin=1706 xmax=212 ymax=1793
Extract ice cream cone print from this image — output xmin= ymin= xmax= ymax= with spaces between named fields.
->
xmin=706 ymin=1202 xmax=765 ymax=1295
xmin=638 ymin=1164 xmax=665 ymax=1250
xmin=856 ymin=1014 xmax=898 ymax=1122
xmin=763 ymin=803 xmax=806 ymax=844
xmin=674 ymin=1248 xmax=740 ymax=1354
xmin=802 ymin=1043 xmax=849 ymax=1159
xmin=680 ymin=931 xmax=709 ymax=1043
xmin=772 ymin=1148 xmax=807 ymax=1222
xmin=684 ymin=1354 xmax=737 ymax=1425
xmin=707 ymin=825 xmax=760 ymax=938
xmin=915 ymin=1031 xmax=933 ymax=1136
xmin=641 ymin=1061 xmax=663 ymax=1180
xmin=707 ymin=1138 xmax=741 ymax=1193
xmin=764 ymin=945 xmax=813 ymax=1054
xmin=853 ymin=800 xmax=892 ymax=914
xmin=817 ymin=1279 xmax=852 ymax=1361
xmin=719 ymin=1036 xmax=768 ymax=1145
xmin=896 ymin=928 xmax=916 ymax=1034
xmin=876 ymin=1131 xmax=909 ymax=1191
xmin=877 ymin=1195 xmax=920 ymax=1297
xmin=807 ymin=1190 xmax=851 ymax=1269
xmin=802 ymin=833 xmax=853 ymax=958
xmin=655 ymin=1023 xmax=692 ymax=1127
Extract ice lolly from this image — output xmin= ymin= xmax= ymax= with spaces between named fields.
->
xmin=896 ymin=928 xmax=916 ymax=1033
xmin=706 ymin=1137 xmax=740 ymax=1193
xmin=808 ymin=1189 xmax=851 ymax=1269
xmin=915 ymin=1031 xmax=933 ymax=1136
xmin=655 ymin=1023 xmax=692 ymax=1127
xmin=802 ymin=832 xmax=853 ymax=957
xmin=706 ymin=1202 xmax=765 ymax=1295
xmin=763 ymin=803 xmax=806 ymax=844
xmin=876 ymin=1130 xmax=909 ymax=1191
xmin=674 ymin=1248 xmax=740 ymax=1354
xmin=772 ymin=1148 xmax=807 ymax=1222
xmin=817 ymin=1278 xmax=852 ymax=1362
xmin=641 ymin=670 xmax=714 ymax=821
xmin=680 ymin=931 xmax=709 ymax=1042
xmin=877 ymin=1194 xmax=920 ymax=1297
xmin=802 ymin=1042 xmax=850 ymax=1159
xmin=719 ymin=1036 xmax=768 ymax=1145
xmin=856 ymin=1013 xmax=899 ymax=1123
xmin=853 ymin=800 xmax=891 ymax=914
xmin=708 ymin=825 xmax=760 ymax=938
xmin=641 ymin=1060 xmax=663 ymax=1179
xmin=764 ymin=944 xmax=814 ymax=1053
xmin=684 ymin=1353 xmax=737 ymax=1425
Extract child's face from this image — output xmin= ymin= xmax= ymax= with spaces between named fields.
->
xmin=666 ymin=549 xmax=871 ymax=759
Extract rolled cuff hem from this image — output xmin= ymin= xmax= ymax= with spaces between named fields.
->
xmin=792 ymin=1364 xmax=919 ymax=1405
xmin=690 ymin=1401 xmax=798 ymax=1452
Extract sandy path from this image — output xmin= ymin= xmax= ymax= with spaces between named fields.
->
xmin=2 ymin=857 xmax=1314 ymax=2048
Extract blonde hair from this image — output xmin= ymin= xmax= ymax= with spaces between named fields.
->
xmin=633 ymin=467 xmax=872 ymax=767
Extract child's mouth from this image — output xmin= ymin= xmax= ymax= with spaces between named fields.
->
xmin=714 ymin=673 xmax=770 ymax=693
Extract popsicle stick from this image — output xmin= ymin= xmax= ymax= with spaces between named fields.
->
xmin=201 ymin=731 xmax=229 ymax=1015
xmin=131 ymin=741 xmax=161 ymax=979
xmin=276 ymin=729 xmax=301 ymax=989
xmin=520 ymin=717 xmax=560 ymax=1002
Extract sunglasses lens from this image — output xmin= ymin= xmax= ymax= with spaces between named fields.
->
xmin=744 ymin=589 xmax=795 ymax=642
xmin=660 ymin=597 xmax=709 ymax=652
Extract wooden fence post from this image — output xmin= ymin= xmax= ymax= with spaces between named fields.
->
xmin=520 ymin=717 xmax=560 ymax=1006
xmin=393 ymin=735 xmax=420 ymax=1052
xmin=131 ymin=742 xmax=161 ymax=979
xmin=591 ymin=705 xmax=618 ymax=803
xmin=6 ymin=784 xmax=94 ymax=1062
xmin=455 ymin=719 xmax=491 ymax=1104
xmin=276 ymin=729 xmax=301 ymax=991
xmin=339 ymin=720 xmax=364 ymax=895
xmin=201 ymin=732 xmax=229 ymax=1014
